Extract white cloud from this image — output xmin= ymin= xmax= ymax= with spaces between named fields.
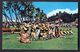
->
xmin=47 ymin=8 xmax=78 ymax=17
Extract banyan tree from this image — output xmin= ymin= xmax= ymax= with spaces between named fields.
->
xmin=3 ymin=1 xmax=47 ymax=28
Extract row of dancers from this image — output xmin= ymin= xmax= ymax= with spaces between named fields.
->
xmin=18 ymin=22 xmax=73 ymax=43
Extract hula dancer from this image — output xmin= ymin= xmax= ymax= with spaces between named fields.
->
xmin=55 ymin=26 xmax=60 ymax=38
xmin=31 ymin=24 xmax=36 ymax=40
xmin=35 ymin=24 xmax=40 ymax=40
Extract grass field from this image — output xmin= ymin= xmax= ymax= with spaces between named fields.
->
xmin=2 ymin=27 xmax=78 ymax=50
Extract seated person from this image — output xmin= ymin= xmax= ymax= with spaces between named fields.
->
xmin=19 ymin=30 xmax=31 ymax=43
xmin=59 ymin=29 xmax=66 ymax=38
xmin=68 ymin=29 xmax=73 ymax=35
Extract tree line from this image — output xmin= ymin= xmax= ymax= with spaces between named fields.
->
xmin=49 ymin=11 xmax=78 ymax=23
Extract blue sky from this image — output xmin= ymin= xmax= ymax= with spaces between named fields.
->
xmin=33 ymin=2 xmax=78 ymax=14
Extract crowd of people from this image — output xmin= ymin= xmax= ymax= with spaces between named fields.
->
xmin=18 ymin=22 xmax=73 ymax=43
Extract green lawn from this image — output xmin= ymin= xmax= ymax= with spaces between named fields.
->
xmin=2 ymin=27 xmax=78 ymax=50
